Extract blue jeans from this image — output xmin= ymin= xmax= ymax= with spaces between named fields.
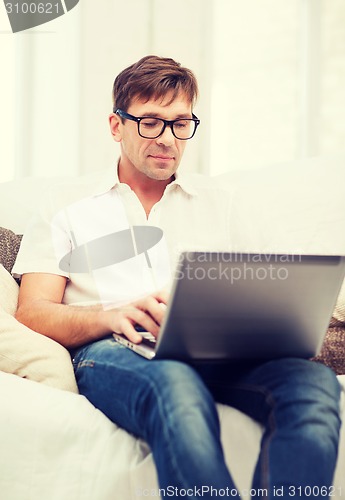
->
xmin=73 ymin=337 xmax=341 ymax=499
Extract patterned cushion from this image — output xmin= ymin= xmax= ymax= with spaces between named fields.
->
xmin=0 ymin=227 xmax=22 ymax=274
xmin=312 ymin=325 xmax=345 ymax=375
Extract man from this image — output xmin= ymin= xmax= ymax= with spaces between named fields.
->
xmin=14 ymin=55 xmax=341 ymax=499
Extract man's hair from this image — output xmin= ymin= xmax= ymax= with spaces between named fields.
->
xmin=112 ymin=55 xmax=198 ymax=113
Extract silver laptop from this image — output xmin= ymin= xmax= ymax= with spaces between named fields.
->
xmin=113 ymin=252 xmax=345 ymax=361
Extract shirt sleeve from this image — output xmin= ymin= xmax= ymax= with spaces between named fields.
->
xmin=12 ymin=188 xmax=70 ymax=280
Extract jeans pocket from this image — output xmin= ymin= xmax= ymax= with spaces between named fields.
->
xmin=72 ymin=343 xmax=94 ymax=371
xmin=72 ymin=337 xmax=124 ymax=373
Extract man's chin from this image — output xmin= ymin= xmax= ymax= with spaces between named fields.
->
xmin=146 ymin=166 xmax=177 ymax=182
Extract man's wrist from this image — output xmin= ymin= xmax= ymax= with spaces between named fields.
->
xmin=97 ymin=307 xmax=120 ymax=334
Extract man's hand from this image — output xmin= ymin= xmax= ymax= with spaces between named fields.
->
xmin=16 ymin=273 xmax=169 ymax=348
xmin=108 ymin=289 xmax=169 ymax=344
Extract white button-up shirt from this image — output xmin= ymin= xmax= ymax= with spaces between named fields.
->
xmin=13 ymin=167 xmax=234 ymax=307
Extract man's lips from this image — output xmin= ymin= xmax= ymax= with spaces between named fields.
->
xmin=149 ymin=154 xmax=174 ymax=160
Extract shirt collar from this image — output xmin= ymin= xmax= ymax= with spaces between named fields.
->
xmin=91 ymin=163 xmax=198 ymax=198
xmin=92 ymin=166 xmax=120 ymax=196
xmin=169 ymin=170 xmax=199 ymax=197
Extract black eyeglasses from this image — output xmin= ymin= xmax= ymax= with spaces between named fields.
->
xmin=114 ymin=108 xmax=200 ymax=140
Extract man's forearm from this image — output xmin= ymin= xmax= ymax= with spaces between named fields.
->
xmin=15 ymin=301 xmax=113 ymax=349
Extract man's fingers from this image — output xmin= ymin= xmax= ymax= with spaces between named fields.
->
xmin=120 ymin=321 xmax=143 ymax=344
xmin=136 ymin=296 xmax=166 ymax=329
xmin=113 ymin=316 xmax=142 ymax=343
xmin=113 ymin=291 xmax=170 ymax=341
xmin=115 ymin=307 xmax=160 ymax=340
xmin=131 ymin=307 xmax=161 ymax=336
xmin=155 ymin=288 xmax=169 ymax=305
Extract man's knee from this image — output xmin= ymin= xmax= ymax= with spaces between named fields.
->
xmin=295 ymin=359 xmax=339 ymax=399
xmin=262 ymin=358 xmax=340 ymax=396
xmin=250 ymin=358 xmax=341 ymax=427
xmin=142 ymin=360 xmax=220 ymax=447
xmin=262 ymin=359 xmax=341 ymax=431
xmin=143 ymin=361 xmax=218 ymax=424
xmin=147 ymin=360 xmax=213 ymax=405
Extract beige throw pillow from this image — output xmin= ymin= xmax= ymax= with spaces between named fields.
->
xmin=0 ymin=264 xmax=78 ymax=393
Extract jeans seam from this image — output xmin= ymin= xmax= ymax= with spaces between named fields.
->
xmin=260 ymin=396 xmax=276 ymax=500
xmin=126 ymin=365 xmax=191 ymax=489
xmin=76 ymin=360 xmax=95 ymax=369
xmin=219 ymin=382 xmax=276 ymax=498
xmin=76 ymin=355 xmax=189 ymax=489
xmin=145 ymin=375 xmax=192 ymax=489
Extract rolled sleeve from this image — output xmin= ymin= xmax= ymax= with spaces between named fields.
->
xmin=12 ymin=192 xmax=70 ymax=280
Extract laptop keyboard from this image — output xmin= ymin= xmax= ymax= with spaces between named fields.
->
xmin=141 ymin=332 xmax=157 ymax=345
xmin=135 ymin=325 xmax=157 ymax=345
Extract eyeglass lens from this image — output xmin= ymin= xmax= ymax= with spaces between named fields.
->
xmin=139 ymin=118 xmax=196 ymax=139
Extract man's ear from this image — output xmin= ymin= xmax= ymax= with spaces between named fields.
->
xmin=109 ymin=113 xmax=122 ymax=142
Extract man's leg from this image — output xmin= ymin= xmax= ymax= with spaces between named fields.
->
xmin=73 ymin=337 xmax=237 ymax=497
xmin=196 ymin=358 xmax=342 ymax=499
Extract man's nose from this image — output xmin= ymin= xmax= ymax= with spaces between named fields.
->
xmin=156 ymin=125 xmax=175 ymax=146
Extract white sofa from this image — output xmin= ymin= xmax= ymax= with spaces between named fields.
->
xmin=0 ymin=158 xmax=345 ymax=500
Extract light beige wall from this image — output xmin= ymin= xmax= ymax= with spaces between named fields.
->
xmin=320 ymin=0 xmax=345 ymax=155
xmin=208 ymin=0 xmax=345 ymax=175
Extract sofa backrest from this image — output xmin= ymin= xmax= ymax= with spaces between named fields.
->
xmin=213 ymin=154 xmax=345 ymax=256
xmin=1 ymin=155 xmax=344 ymax=255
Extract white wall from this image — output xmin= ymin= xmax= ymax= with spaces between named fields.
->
xmin=0 ymin=8 xmax=15 ymax=183
xmin=209 ymin=0 xmax=345 ymax=174
xmin=0 ymin=0 xmax=344 ymax=182
xmin=0 ymin=4 xmax=81 ymax=180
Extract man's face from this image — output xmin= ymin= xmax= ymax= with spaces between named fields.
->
xmin=110 ymin=91 xmax=193 ymax=182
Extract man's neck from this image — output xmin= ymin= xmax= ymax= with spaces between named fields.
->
xmin=118 ymin=162 xmax=174 ymax=217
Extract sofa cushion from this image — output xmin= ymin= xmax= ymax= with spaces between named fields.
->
xmin=0 ymin=227 xmax=22 ymax=274
xmin=333 ymin=280 xmax=345 ymax=325
xmin=312 ymin=325 xmax=345 ymax=376
xmin=0 ymin=263 xmax=78 ymax=392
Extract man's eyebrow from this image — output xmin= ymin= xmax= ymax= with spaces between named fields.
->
xmin=140 ymin=113 xmax=193 ymax=119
